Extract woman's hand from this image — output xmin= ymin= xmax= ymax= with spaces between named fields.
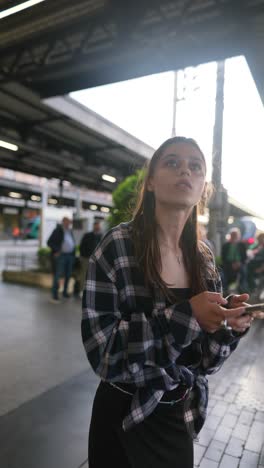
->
xmin=189 ymin=291 xmax=245 ymax=333
xmin=252 ymin=311 xmax=264 ymax=319
xmin=225 ymin=294 xmax=252 ymax=333
xmin=229 ymin=294 xmax=264 ymax=322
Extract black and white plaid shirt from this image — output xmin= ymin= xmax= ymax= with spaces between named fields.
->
xmin=82 ymin=222 xmax=244 ymax=437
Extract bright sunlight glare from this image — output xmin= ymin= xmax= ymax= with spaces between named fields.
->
xmin=71 ymin=56 xmax=264 ymax=217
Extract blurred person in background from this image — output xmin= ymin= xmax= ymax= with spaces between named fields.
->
xmin=12 ymin=226 xmax=20 ymax=243
xmin=221 ymin=228 xmax=247 ymax=295
xmin=78 ymin=221 xmax=102 ymax=293
xmin=47 ymin=217 xmax=76 ymax=303
xmin=199 ymin=224 xmax=215 ymax=255
xmin=246 ymin=232 xmax=264 ymax=292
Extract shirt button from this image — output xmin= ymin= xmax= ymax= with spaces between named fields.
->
xmin=130 ymin=363 xmax=139 ymax=373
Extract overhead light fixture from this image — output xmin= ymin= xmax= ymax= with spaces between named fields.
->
xmin=0 ymin=140 xmax=18 ymax=152
xmin=0 ymin=0 xmax=46 ymax=20
xmin=100 ymin=207 xmax=110 ymax=213
xmin=102 ymin=174 xmax=116 ymax=183
xmin=3 ymin=207 xmax=19 ymax=214
xmin=31 ymin=195 xmax=41 ymax=202
xmin=89 ymin=205 xmax=98 ymax=211
xmin=8 ymin=192 xmax=22 ymax=199
xmin=48 ymin=198 xmax=58 ymax=205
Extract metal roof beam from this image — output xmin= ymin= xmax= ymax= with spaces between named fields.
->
xmin=2 ymin=0 xmax=263 ymax=95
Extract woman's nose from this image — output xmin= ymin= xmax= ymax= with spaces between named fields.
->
xmin=179 ymin=164 xmax=191 ymax=176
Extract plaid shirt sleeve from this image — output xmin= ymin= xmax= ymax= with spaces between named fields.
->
xmin=81 ymin=229 xmax=202 ymax=383
xmin=200 ymin=262 xmax=246 ymax=374
xmin=200 ymin=330 xmax=242 ymax=374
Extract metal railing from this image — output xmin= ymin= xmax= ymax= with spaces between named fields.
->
xmin=4 ymin=253 xmax=39 ymax=271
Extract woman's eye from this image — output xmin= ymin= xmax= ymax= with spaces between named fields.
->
xmin=166 ymin=160 xmax=179 ymax=168
xmin=190 ymin=163 xmax=202 ymax=171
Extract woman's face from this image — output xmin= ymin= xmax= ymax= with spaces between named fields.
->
xmin=258 ymin=234 xmax=264 ymax=246
xmin=147 ymin=142 xmax=206 ymax=210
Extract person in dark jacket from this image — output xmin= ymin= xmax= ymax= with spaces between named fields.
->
xmin=47 ymin=217 xmax=75 ymax=303
xmin=221 ymin=228 xmax=247 ymax=295
xmin=79 ymin=221 xmax=102 ymax=291
xmin=247 ymin=232 xmax=264 ymax=292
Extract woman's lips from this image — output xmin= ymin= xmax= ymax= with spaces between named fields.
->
xmin=175 ymin=180 xmax=192 ymax=190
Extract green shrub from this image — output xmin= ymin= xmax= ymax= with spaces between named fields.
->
xmin=37 ymin=247 xmax=52 ymax=272
xmin=108 ymin=170 xmax=145 ymax=228
xmin=38 ymin=247 xmax=51 ymax=256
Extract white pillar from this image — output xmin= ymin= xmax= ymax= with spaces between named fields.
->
xmin=75 ymin=189 xmax=82 ymax=219
xmin=171 ymin=71 xmax=178 ymax=137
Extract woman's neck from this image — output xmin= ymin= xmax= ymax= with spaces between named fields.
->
xmin=155 ymin=203 xmax=192 ymax=252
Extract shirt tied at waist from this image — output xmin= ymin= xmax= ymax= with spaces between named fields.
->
xmin=120 ymin=368 xmax=208 ymax=438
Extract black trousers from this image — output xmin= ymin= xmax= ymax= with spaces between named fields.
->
xmin=88 ymin=381 xmax=194 ymax=468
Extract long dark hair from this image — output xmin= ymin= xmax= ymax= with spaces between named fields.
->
xmin=131 ymin=136 xmax=216 ymax=298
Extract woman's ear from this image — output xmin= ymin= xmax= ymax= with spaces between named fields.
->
xmin=147 ymin=176 xmax=154 ymax=192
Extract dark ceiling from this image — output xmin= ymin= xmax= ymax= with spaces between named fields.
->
xmin=0 ymin=0 xmax=264 ymax=101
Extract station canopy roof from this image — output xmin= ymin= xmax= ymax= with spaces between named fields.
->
xmin=0 ymin=0 xmax=264 ymax=101
xmin=0 ymin=82 xmax=153 ymax=191
xmin=0 ymin=0 xmax=264 ymax=191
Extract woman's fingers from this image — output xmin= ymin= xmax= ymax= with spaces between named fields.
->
xmin=222 ymin=306 xmax=246 ymax=319
xmin=235 ymin=293 xmax=249 ymax=301
xmin=232 ymin=326 xmax=249 ymax=333
xmin=190 ymin=292 xmax=251 ymax=333
xmin=228 ymin=294 xmax=249 ymax=308
xmin=206 ymin=292 xmax=227 ymax=305
xmin=252 ymin=311 xmax=264 ymax=319
xmin=228 ymin=314 xmax=253 ymax=332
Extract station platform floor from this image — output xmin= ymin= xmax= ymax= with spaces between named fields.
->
xmin=0 ymin=281 xmax=264 ymax=468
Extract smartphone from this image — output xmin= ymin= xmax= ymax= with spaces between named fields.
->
xmin=241 ymin=303 xmax=264 ymax=316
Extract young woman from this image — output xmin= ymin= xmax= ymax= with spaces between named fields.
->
xmin=82 ymin=136 xmax=252 ymax=468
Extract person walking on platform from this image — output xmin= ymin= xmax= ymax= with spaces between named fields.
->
xmin=79 ymin=221 xmax=102 ymax=292
xmin=247 ymin=232 xmax=264 ymax=292
xmin=82 ymin=136 xmax=253 ymax=468
xmin=47 ymin=217 xmax=75 ymax=303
